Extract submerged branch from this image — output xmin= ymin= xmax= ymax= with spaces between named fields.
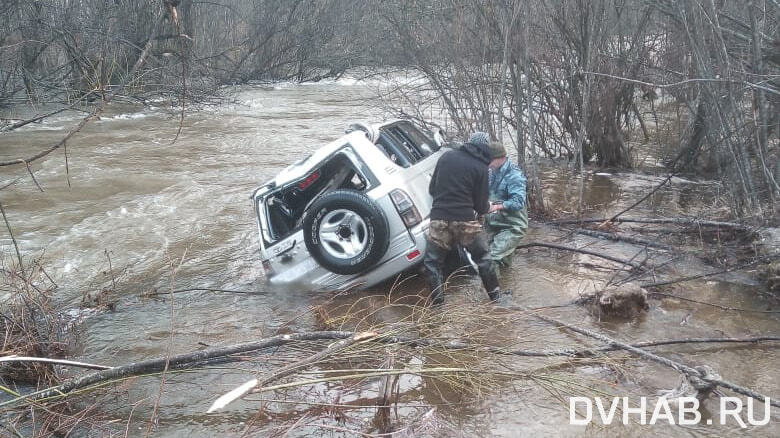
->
xmin=573 ymin=228 xmax=673 ymax=250
xmin=648 ymin=292 xmax=780 ymax=313
xmin=0 ymin=330 xmax=355 ymax=408
xmin=523 ymin=306 xmax=780 ymax=408
xmin=550 ymin=217 xmax=754 ymax=231
xmin=207 ymin=331 xmax=378 ymax=413
xmin=3 ymin=327 xmax=779 ymax=409
xmin=517 ymin=241 xmax=644 ymax=269
xmin=639 ymin=252 xmax=780 ymax=288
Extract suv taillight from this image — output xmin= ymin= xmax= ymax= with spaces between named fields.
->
xmin=390 ymin=189 xmax=422 ymax=228
xmin=262 ymin=259 xmax=274 ymax=276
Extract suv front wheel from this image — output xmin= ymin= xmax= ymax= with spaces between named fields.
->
xmin=303 ymin=190 xmax=390 ymax=275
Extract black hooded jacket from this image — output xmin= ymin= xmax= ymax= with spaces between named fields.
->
xmin=428 ymin=142 xmax=491 ymax=221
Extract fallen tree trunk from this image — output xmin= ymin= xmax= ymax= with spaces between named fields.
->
xmin=0 ymin=330 xmax=354 ymax=408
xmin=3 ymin=330 xmax=779 ymax=408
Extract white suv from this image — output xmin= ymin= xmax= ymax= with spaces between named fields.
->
xmin=252 ymin=120 xmax=445 ymax=291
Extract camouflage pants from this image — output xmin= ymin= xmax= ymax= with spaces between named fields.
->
xmin=424 ymin=220 xmax=498 ymax=300
xmin=485 ymin=208 xmax=528 ymax=267
xmin=427 ymin=220 xmax=486 ymax=251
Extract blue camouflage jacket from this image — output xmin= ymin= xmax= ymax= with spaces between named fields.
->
xmin=489 ymin=159 xmax=527 ymax=212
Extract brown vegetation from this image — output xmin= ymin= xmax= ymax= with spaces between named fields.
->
xmin=0 ymin=256 xmax=64 ymax=386
xmin=375 ymin=0 xmax=779 ymax=219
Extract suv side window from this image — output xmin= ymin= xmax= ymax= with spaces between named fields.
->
xmin=376 ymin=133 xmax=414 ymax=168
xmin=386 ymin=127 xmax=424 ymax=162
xmin=378 ymin=122 xmax=439 ymax=167
xmin=397 ymin=123 xmax=439 ymax=156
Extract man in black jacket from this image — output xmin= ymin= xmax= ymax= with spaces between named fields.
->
xmin=424 ymin=131 xmax=501 ymax=305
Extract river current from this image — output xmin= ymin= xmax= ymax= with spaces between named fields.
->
xmin=1 ymin=79 xmax=778 ymax=437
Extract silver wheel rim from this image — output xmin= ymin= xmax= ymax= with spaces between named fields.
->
xmin=318 ymin=209 xmax=368 ymax=259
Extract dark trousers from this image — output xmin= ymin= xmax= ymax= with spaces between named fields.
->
xmin=423 ymin=220 xmax=499 ymax=303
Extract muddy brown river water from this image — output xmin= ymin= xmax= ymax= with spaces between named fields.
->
xmin=1 ymin=80 xmax=778 ymax=437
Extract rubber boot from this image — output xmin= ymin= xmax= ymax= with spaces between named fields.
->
xmin=423 ymin=242 xmax=448 ymax=306
xmin=427 ymin=271 xmax=445 ymax=306
xmin=477 ymin=260 xmax=500 ymax=299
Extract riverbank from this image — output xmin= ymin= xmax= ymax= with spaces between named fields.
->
xmin=1 ymin=82 xmax=778 ymax=437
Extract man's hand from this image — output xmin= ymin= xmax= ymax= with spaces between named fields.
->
xmin=489 ymin=202 xmax=504 ymax=213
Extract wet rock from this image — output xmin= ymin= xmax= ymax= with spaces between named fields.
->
xmin=588 ymin=283 xmax=649 ymax=319
xmin=759 ymin=261 xmax=780 ymax=292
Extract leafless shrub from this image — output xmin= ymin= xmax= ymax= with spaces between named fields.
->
xmin=373 ymin=0 xmax=779 ymax=219
xmin=1 ymin=255 xmax=65 ymax=386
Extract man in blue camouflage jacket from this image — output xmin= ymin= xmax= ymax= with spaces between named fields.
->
xmin=485 ymin=142 xmax=528 ymax=269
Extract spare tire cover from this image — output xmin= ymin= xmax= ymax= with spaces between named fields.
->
xmin=303 ymin=189 xmax=390 ymax=275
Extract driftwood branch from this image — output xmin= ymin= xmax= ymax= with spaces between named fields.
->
xmin=605 ymin=141 xmax=702 ymax=223
xmin=24 ymin=161 xmax=44 ymax=192
xmin=563 ymin=336 xmax=780 ymax=356
xmin=403 ymin=334 xmax=780 ymax=357
xmin=516 ymin=242 xmax=643 ymax=268
xmin=142 ymin=287 xmax=266 ymax=298
xmin=0 ymin=177 xmax=23 ymax=191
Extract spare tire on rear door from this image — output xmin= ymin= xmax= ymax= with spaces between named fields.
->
xmin=303 ymin=189 xmax=390 ymax=275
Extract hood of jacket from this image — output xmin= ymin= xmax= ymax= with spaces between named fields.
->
xmin=461 ymin=142 xmax=491 ymax=165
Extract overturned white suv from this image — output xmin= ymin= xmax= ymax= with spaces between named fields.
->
xmin=252 ymin=120 xmax=445 ymax=291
